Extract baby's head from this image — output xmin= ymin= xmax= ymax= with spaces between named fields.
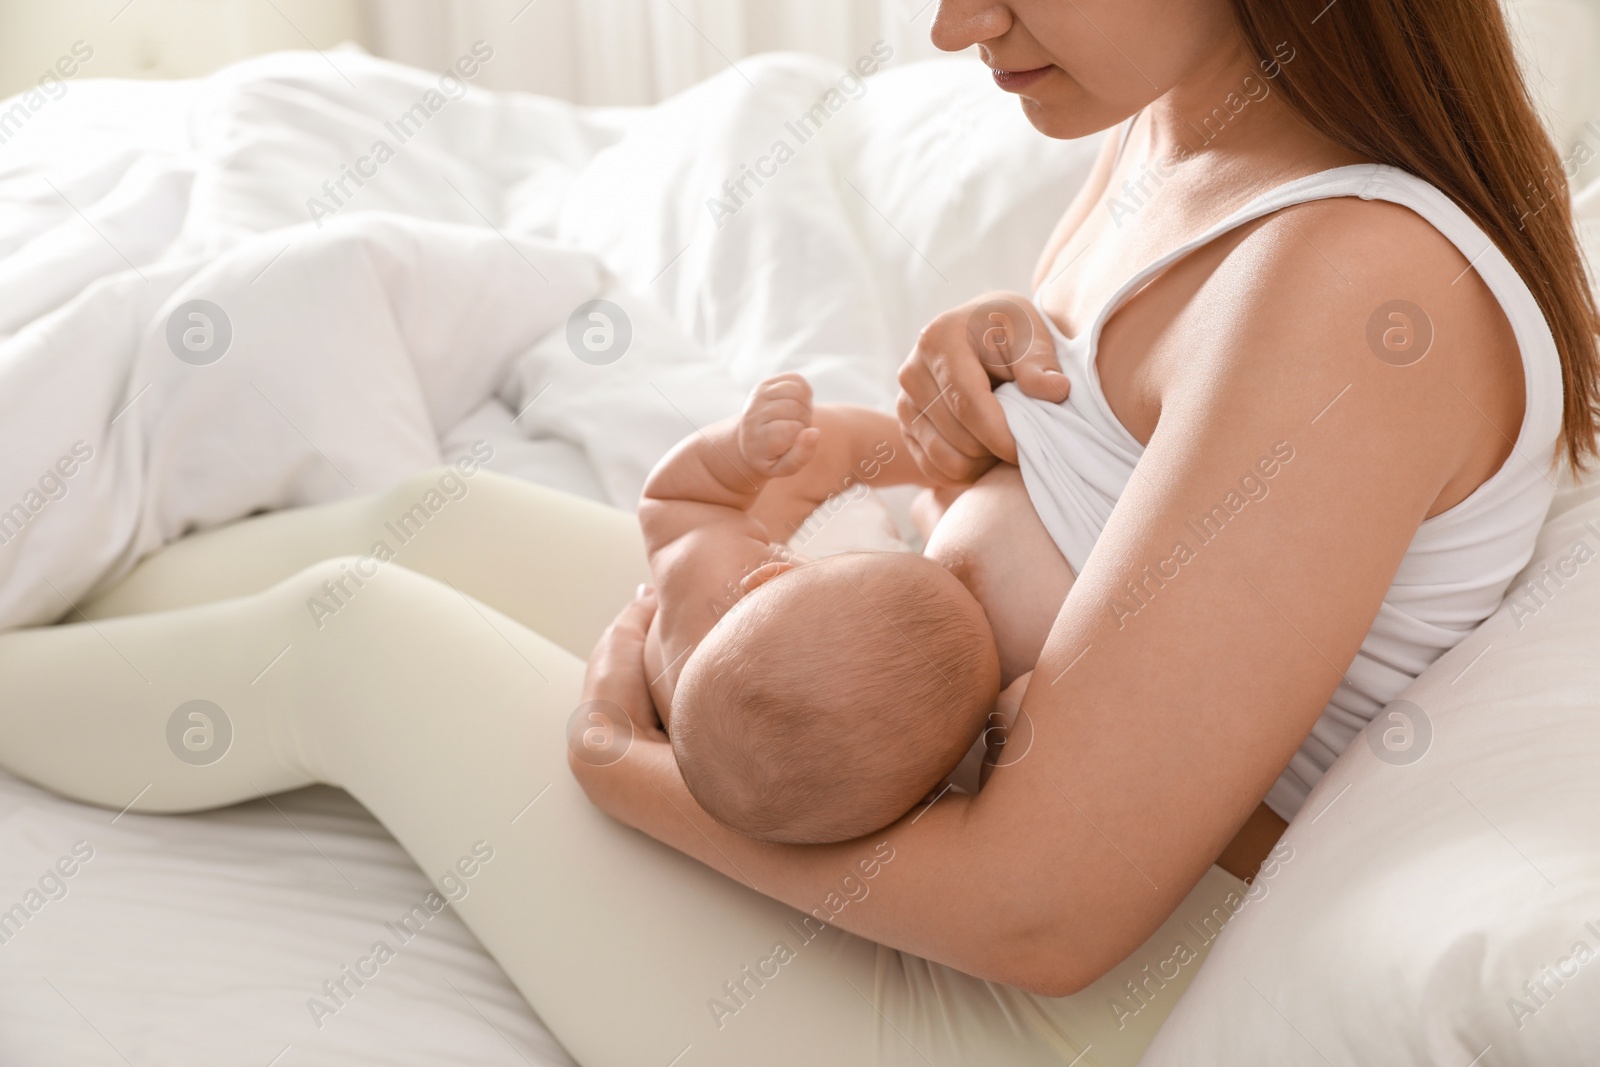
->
xmin=672 ymin=552 xmax=1000 ymax=844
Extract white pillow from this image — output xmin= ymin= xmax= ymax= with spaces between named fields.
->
xmin=825 ymin=56 xmax=1103 ymax=362
xmin=1141 ymin=478 xmax=1600 ymax=1065
xmin=557 ymin=52 xmax=1100 ymax=407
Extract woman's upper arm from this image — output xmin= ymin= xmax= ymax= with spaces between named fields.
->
xmin=972 ymin=204 xmax=1513 ymax=984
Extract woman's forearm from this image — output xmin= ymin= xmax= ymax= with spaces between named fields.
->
xmin=572 ymin=577 xmax=1202 ymax=998
xmin=570 ymin=740 xmax=1114 ymax=996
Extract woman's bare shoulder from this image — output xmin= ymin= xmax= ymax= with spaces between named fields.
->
xmin=1179 ymin=195 xmax=1524 ymax=509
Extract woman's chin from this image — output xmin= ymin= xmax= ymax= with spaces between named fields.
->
xmin=1014 ymin=93 xmax=1132 ymax=143
xmin=1015 ymin=97 xmax=1090 ymax=141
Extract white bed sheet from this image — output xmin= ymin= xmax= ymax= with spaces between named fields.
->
xmin=0 ymin=773 xmax=576 ymax=1066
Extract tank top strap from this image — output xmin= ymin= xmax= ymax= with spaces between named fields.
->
xmin=1079 ymin=164 xmax=1386 ymax=348
xmin=1077 ymin=160 xmax=1564 ymax=500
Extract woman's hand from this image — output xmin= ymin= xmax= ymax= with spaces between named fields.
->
xmin=569 ymin=587 xmax=669 ymax=789
xmin=896 ymin=291 xmax=1071 ymax=486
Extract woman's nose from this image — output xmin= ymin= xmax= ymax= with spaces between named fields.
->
xmin=930 ymin=0 xmax=1013 ymax=53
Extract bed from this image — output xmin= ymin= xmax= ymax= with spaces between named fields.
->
xmin=3 ymin=4 xmax=1600 ymax=1061
xmin=0 ymin=43 xmax=1097 ymax=1065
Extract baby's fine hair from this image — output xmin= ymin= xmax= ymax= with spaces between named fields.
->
xmin=674 ymin=553 xmax=997 ymax=844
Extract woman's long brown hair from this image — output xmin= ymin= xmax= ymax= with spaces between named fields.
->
xmin=1231 ymin=0 xmax=1600 ymax=472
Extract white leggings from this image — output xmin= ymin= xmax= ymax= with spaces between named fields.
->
xmin=0 ymin=469 xmax=1243 ymax=1066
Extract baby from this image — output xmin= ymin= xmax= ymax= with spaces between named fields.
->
xmin=642 ymin=370 xmax=1076 ymax=844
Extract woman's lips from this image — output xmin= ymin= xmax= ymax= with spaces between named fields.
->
xmin=992 ymin=65 xmax=1053 ymax=92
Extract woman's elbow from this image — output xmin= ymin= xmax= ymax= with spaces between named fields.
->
xmin=995 ymin=956 xmax=1098 ymax=1000
xmin=970 ymin=926 xmax=1111 ymax=999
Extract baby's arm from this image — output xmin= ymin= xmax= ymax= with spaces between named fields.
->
xmin=638 ymin=425 xmax=791 ymax=710
xmin=639 ymin=374 xmax=929 ymax=719
xmin=741 ymin=376 xmax=931 ymax=542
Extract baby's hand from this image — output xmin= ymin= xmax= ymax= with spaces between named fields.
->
xmin=738 ymin=373 xmax=822 ymax=478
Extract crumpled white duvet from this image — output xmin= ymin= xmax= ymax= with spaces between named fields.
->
xmin=0 ymin=37 xmax=1101 ymax=634
xmin=0 ymin=54 xmax=741 ymax=630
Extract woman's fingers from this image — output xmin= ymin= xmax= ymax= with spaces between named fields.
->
xmin=607 ymin=585 xmax=657 ymax=641
xmin=580 ymin=587 xmax=664 ymax=740
xmin=1012 ymin=359 xmax=1072 ymax=404
xmin=922 ymin=326 xmax=1019 ymax=457
xmin=898 ymin=347 xmax=1015 ymax=482
xmin=906 ymin=416 xmax=1003 ymax=485
xmin=940 ymin=368 xmax=1018 ymax=465
xmin=898 ymin=296 xmax=1060 ymax=483
xmin=1005 ymin=301 xmax=1072 ymax=404
xmin=963 ymin=294 xmax=1070 ymax=405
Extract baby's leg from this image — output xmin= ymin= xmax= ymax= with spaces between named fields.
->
xmin=82 ymin=469 xmax=650 ymax=657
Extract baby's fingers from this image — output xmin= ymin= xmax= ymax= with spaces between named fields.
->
xmin=767 ymin=426 xmax=821 ymax=478
xmin=754 ymin=373 xmax=814 ymax=404
xmin=752 ymin=396 xmax=813 ymax=428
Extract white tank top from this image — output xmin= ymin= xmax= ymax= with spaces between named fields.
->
xmin=997 ymin=161 xmax=1565 ymax=820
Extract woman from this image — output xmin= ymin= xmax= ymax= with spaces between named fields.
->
xmin=2 ymin=1 xmax=1596 ymax=1064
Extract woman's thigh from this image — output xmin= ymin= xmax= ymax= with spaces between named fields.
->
xmin=82 ymin=468 xmax=650 ymax=657
xmin=256 ymin=559 xmax=1239 ymax=1067
xmin=10 ymin=471 xmax=1242 ymax=1065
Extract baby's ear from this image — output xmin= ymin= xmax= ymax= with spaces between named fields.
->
xmin=740 ymin=559 xmax=797 ymax=594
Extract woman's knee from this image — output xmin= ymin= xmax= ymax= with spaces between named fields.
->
xmin=374 ymin=464 xmax=486 ymax=533
xmin=265 ymin=554 xmax=453 ymax=638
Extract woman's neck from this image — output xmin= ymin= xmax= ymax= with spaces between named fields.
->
xmin=1142 ymin=37 xmax=1344 ymax=172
